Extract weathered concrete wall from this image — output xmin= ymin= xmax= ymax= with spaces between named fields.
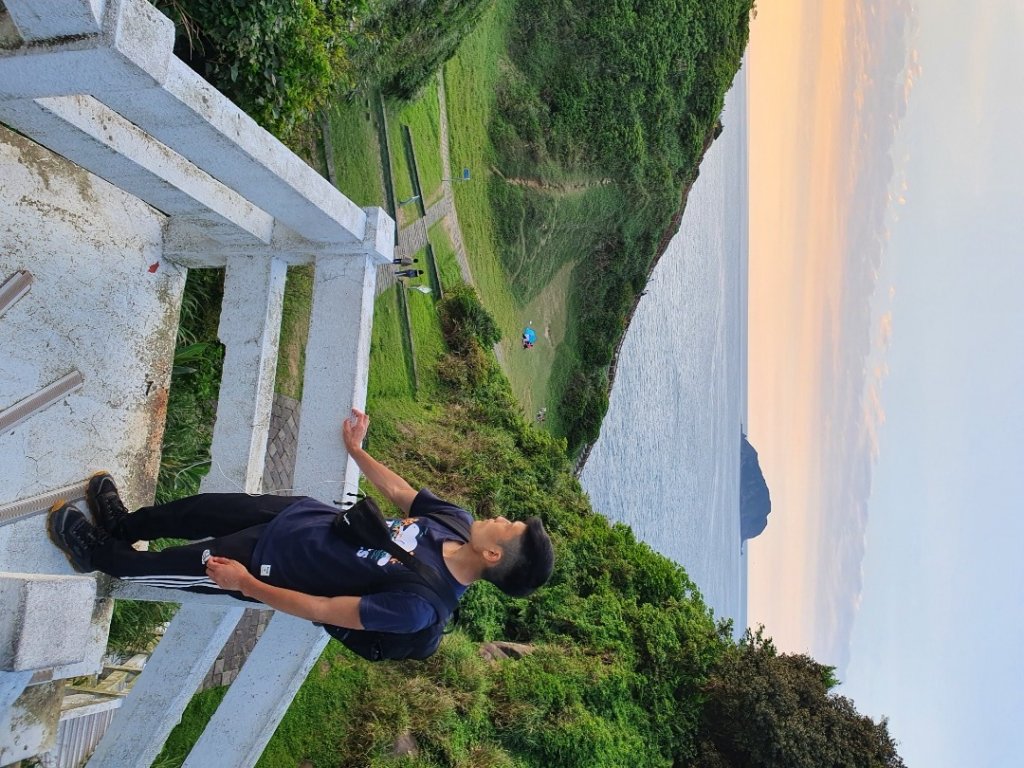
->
xmin=0 ymin=124 xmax=184 ymax=516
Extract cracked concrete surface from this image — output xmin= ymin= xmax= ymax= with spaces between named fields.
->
xmin=0 ymin=124 xmax=185 ymax=568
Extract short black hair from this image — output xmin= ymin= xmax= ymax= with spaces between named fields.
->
xmin=482 ymin=516 xmax=554 ymax=597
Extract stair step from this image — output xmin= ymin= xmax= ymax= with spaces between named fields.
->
xmin=0 ymin=370 xmax=84 ymax=434
xmin=0 ymin=270 xmax=33 ymax=319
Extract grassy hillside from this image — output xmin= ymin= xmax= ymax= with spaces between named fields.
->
xmin=444 ymin=0 xmax=753 ymax=452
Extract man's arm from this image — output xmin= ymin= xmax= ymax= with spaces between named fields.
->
xmin=342 ymin=408 xmax=418 ymax=515
xmin=205 ymin=557 xmax=363 ymax=628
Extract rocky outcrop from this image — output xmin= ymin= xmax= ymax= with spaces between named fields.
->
xmin=740 ymin=435 xmax=771 ymax=540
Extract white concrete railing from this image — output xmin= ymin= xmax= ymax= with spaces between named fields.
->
xmin=0 ymin=0 xmax=393 ymax=765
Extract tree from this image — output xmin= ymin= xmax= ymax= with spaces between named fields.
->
xmin=694 ymin=629 xmax=905 ymax=768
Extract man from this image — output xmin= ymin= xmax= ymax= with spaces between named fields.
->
xmin=47 ymin=409 xmax=554 ymax=635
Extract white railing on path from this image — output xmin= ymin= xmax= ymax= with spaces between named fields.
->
xmin=0 ymin=0 xmax=394 ymax=765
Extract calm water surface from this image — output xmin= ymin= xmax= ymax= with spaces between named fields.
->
xmin=580 ymin=68 xmax=749 ymax=630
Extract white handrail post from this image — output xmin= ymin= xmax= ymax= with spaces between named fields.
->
xmin=200 ymin=255 xmax=287 ymax=494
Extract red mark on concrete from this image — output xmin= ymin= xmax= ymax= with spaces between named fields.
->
xmin=148 ymin=262 xmax=160 ymax=273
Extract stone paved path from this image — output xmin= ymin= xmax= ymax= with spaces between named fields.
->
xmin=199 ymin=393 xmax=304 ymax=691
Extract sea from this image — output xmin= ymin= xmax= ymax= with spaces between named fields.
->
xmin=579 ymin=64 xmax=749 ymax=633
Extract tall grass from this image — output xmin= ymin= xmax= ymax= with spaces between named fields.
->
xmin=155 ymin=268 xmax=224 ymax=503
xmin=108 ymin=268 xmax=226 ymax=655
xmin=276 ymin=265 xmax=314 ymax=400
xmin=387 ymin=76 xmax=444 ymax=208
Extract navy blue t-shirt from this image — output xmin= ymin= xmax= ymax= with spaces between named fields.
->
xmin=249 ymin=489 xmax=472 ymax=632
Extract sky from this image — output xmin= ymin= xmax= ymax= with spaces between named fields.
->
xmin=745 ymin=1 xmax=1024 ymax=765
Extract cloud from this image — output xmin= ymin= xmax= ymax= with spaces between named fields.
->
xmin=878 ymin=311 xmax=894 ymax=348
xmin=748 ymin=0 xmax=919 ymax=673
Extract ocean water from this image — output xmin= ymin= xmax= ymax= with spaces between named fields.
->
xmin=579 ymin=68 xmax=749 ymax=630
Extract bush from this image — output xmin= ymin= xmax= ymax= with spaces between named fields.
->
xmin=156 ymin=0 xmax=492 ymax=133
xmin=438 ymin=284 xmax=503 ymax=352
xmin=156 ymin=0 xmax=362 ymax=135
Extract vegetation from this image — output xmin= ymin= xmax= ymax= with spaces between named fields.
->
xmin=387 ymin=76 xmax=444 ymax=209
xmin=136 ymin=2 xmax=905 ymax=765
xmin=154 ymin=0 xmax=490 ymax=135
xmin=438 ymin=0 xmax=752 ymax=450
xmin=324 ymin=95 xmax=387 ymax=207
xmin=694 ymin=630 xmax=906 ymax=768
xmin=429 ymin=220 xmax=463 ymax=291
xmin=155 ymin=268 xmax=225 ymax=503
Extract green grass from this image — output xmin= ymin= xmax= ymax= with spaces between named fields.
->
xmin=428 ymin=219 xmax=462 ymax=291
xmin=444 ymin=1 xmax=524 ymax=353
xmin=444 ymin=0 xmax=583 ymax=427
xmin=368 ymin=285 xmax=416 ymax=402
xmin=324 ymin=97 xmax=387 ymax=207
xmin=151 ymin=686 xmax=229 ymax=768
xmin=489 ymin=180 xmax=626 ymax=304
xmin=404 ymin=250 xmax=447 ymax=398
xmin=386 ymin=76 xmax=444 ymax=209
xmin=275 ymin=265 xmax=313 ymax=399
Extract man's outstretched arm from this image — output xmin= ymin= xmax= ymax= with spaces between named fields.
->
xmin=205 ymin=556 xmax=363 ymax=628
xmin=342 ymin=408 xmax=418 ymax=515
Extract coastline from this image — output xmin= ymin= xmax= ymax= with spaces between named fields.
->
xmin=574 ymin=60 xmax=751 ymax=478
xmin=576 ymin=60 xmax=751 ymax=630
xmin=571 ymin=120 xmax=723 ymax=477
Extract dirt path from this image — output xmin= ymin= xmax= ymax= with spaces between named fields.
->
xmin=490 ymin=167 xmax=612 ymax=195
xmin=435 ymin=71 xmax=506 ymax=369
xmin=436 ymin=71 xmax=475 ymax=287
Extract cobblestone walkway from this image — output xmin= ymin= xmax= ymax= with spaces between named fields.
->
xmin=200 ymin=393 xmax=304 ymax=691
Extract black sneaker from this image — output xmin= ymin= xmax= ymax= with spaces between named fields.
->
xmin=87 ymin=471 xmax=130 ymax=539
xmin=48 ymin=501 xmax=109 ymax=572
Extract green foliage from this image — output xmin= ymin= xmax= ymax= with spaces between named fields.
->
xmin=353 ymin=0 xmax=493 ymax=99
xmin=501 ymin=0 xmax=752 ymax=183
xmin=156 ymin=0 xmax=490 ymax=135
xmin=694 ymin=629 xmax=906 ymax=768
xmin=438 ymin=285 xmax=503 ymax=352
xmin=106 ymin=600 xmax=177 ymax=656
xmin=156 ymin=268 xmax=223 ymax=503
xmin=107 ymin=268 xmax=224 ymax=656
xmin=359 ymin=318 xmax=729 ymax=764
xmin=156 ymin=0 xmax=363 ymax=134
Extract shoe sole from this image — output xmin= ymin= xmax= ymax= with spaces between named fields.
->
xmin=47 ymin=500 xmax=89 ymax=573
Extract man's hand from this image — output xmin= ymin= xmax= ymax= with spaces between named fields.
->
xmin=342 ymin=408 xmax=370 ymax=454
xmin=206 ymin=555 xmax=365 ymax=628
xmin=340 ymin=407 xmax=417 ymax=514
xmin=205 ymin=556 xmax=253 ymax=592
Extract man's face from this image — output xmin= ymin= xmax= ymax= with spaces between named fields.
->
xmin=472 ymin=516 xmax=526 ymax=559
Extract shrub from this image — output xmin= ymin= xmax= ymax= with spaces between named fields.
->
xmin=438 ymin=284 xmax=502 ymax=352
xmin=155 ymin=0 xmax=362 ymax=135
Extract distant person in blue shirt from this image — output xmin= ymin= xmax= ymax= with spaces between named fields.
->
xmin=48 ymin=409 xmax=555 ymax=636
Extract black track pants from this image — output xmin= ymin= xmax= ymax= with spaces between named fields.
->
xmin=90 ymin=493 xmax=301 ymax=594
